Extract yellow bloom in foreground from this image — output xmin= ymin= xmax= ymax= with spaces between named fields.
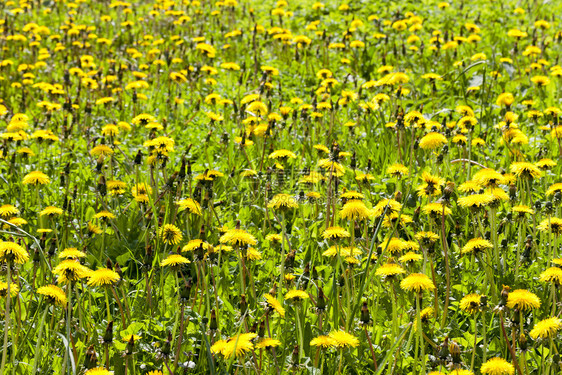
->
xmin=37 ymin=284 xmax=67 ymax=306
xmin=0 ymin=281 xmax=20 ymax=297
xmin=53 ymin=260 xmax=91 ymax=283
xmin=85 ymin=367 xmax=113 ymax=375
xmin=310 ymin=335 xmax=336 ymax=348
xmin=450 ymin=370 xmax=475 ymax=375
xmin=328 ymin=330 xmax=359 ymax=348
xmin=387 ymin=163 xmax=409 ymax=178
xmin=59 ymin=248 xmax=86 ymax=260
xmin=284 ymin=289 xmax=309 ymax=301
xmin=269 ymin=149 xmax=297 ymax=160
xmin=159 ymin=224 xmax=183 ymax=245
xmin=0 ymin=204 xmax=19 ymax=218
xmin=506 ymin=289 xmax=540 ymax=311
xmin=40 ymin=206 xmax=64 ymax=217
xmin=481 ymin=357 xmax=514 ymax=375
xmin=255 ymin=338 xmax=281 ymax=349
xmin=161 ymin=254 xmax=190 ymax=267
xmin=340 ymin=199 xmax=371 ymax=221
xmin=530 ymin=317 xmax=562 ymax=339
xmin=264 ymin=293 xmax=285 ymax=317
xmin=87 ymin=268 xmax=120 ymax=287
xmin=322 ymin=226 xmax=350 ymax=240
xmin=458 ymin=194 xmax=494 ymax=209
xmin=546 ymin=183 xmax=562 ymax=197
xmin=461 ymin=238 xmax=493 ymax=255
xmin=510 ymin=162 xmax=542 ymax=179
xmin=221 ymin=333 xmax=257 ymax=358
xmin=376 ymin=263 xmax=405 ymax=278
xmin=0 ymin=241 xmax=29 ymax=264
xmin=22 ymin=171 xmax=50 ymax=185
xmin=460 ymin=293 xmax=481 ymax=314
xmin=540 ymin=267 xmax=562 ymax=284
xmin=268 ymin=194 xmax=299 ymax=210
xmin=219 ymin=228 xmax=257 ymax=246
xmin=537 ymin=218 xmax=562 ymax=235
xmin=176 ymin=198 xmax=202 ymax=215
xmin=400 ymin=273 xmax=435 ymax=292
xmin=422 ymin=202 xmax=452 ymax=216
xmin=419 ymin=132 xmax=448 ymax=150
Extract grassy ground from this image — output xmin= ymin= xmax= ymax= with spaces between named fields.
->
xmin=1 ymin=0 xmax=562 ymax=374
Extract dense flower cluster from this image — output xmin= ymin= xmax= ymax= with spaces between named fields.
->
xmin=0 ymin=0 xmax=562 ymax=373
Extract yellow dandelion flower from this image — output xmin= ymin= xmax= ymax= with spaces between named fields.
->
xmin=219 ymin=228 xmax=257 ymax=246
xmin=87 ymin=268 xmax=120 ymax=287
xmin=37 ymin=284 xmax=67 ymax=306
xmin=159 ymin=224 xmax=183 ymax=245
xmin=328 ymin=330 xmax=359 ymax=348
xmin=506 ymin=289 xmax=540 ymax=311
xmin=400 ymin=273 xmax=435 ymax=292
xmin=530 ymin=317 xmax=562 ymax=339
xmin=22 ymin=171 xmax=50 ymax=185
xmin=0 ymin=241 xmax=29 ymax=264
xmin=481 ymin=357 xmax=514 ymax=375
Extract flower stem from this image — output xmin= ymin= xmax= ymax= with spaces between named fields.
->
xmin=31 ymin=307 xmax=49 ymax=373
xmin=0 ymin=266 xmax=11 ymax=375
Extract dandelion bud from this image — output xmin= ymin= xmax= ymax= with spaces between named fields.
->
xmin=449 ymin=340 xmax=461 ymax=364
xmin=508 ymin=183 xmax=517 ymax=201
xmin=443 ymin=182 xmax=455 ymax=200
xmin=240 ymin=295 xmax=248 ymax=314
xmin=83 ymin=345 xmax=98 ymax=369
xmin=519 ymin=333 xmax=527 ymax=351
xmin=554 ymin=191 xmax=562 ymax=205
xmin=292 ymin=345 xmax=299 ymax=364
xmin=39 ymin=233 xmax=46 ymax=249
xmin=209 ymin=309 xmax=218 ymax=331
xmin=103 ymin=321 xmax=114 ymax=344
xmin=48 ymin=238 xmax=56 ymax=258
xmin=360 ymin=301 xmax=371 ymax=325
xmin=438 ymin=337 xmax=449 ymax=359
xmin=97 ymin=175 xmax=107 ymax=197
xmin=284 ymin=250 xmax=296 ymax=270
xmin=166 ymin=172 xmax=178 ymax=189
xmin=161 ymin=331 xmax=172 ymax=357
xmin=125 ymin=336 xmax=135 ymax=356
xmin=302 ymin=263 xmax=310 ymax=289
xmin=545 ymin=201 xmax=554 ymax=215
xmin=534 ymin=200 xmax=542 ymax=211
xmin=134 ymin=150 xmax=143 ymax=165
xmin=143 ymin=245 xmax=153 ymax=271
xmin=312 ymin=267 xmax=319 ymax=280
xmin=317 ymin=287 xmax=326 ymax=312
xmin=95 ymin=156 xmax=104 ymax=173
xmin=500 ymin=285 xmax=510 ymax=306
xmin=178 ymin=158 xmax=187 ymax=180
xmin=180 ymin=278 xmax=192 ymax=303
xmin=258 ymin=320 xmax=265 ymax=337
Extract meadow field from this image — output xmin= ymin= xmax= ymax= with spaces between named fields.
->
xmin=1 ymin=0 xmax=562 ymax=373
